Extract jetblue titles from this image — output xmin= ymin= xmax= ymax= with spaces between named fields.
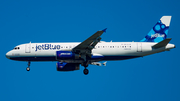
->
xmin=151 ymin=33 xmax=165 ymax=38
xmin=35 ymin=44 xmax=60 ymax=51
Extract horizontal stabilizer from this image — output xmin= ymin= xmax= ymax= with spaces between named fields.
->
xmin=152 ymin=38 xmax=172 ymax=49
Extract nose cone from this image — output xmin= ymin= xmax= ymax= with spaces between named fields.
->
xmin=6 ymin=51 xmax=11 ymax=59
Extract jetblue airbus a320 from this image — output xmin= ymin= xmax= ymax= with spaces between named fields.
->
xmin=6 ymin=16 xmax=175 ymax=75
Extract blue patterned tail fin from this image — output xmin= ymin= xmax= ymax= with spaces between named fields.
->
xmin=140 ymin=16 xmax=172 ymax=42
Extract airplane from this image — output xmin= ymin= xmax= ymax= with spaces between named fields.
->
xmin=6 ymin=16 xmax=175 ymax=75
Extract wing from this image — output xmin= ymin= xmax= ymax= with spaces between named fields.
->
xmin=72 ymin=28 xmax=107 ymax=58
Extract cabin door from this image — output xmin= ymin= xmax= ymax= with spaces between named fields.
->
xmin=25 ymin=42 xmax=31 ymax=53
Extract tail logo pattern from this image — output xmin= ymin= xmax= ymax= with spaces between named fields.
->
xmin=141 ymin=16 xmax=171 ymax=42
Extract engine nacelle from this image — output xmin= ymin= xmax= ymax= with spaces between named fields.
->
xmin=56 ymin=51 xmax=79 ymax=60
xmin=56 ymin=62 xmax=80 ymax=71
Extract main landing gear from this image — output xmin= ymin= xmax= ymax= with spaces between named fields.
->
xmin=83 ymin=68 xmax=89 ymax=75
xmin=82 ymin=62 xmax=89 ymax=75
xmin=26 ymin=61 xmax=30 ymax=71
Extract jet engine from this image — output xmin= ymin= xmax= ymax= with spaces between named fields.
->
xmin=56 ymin=62 xmax=80 ymax=71
xmin=56 ymin=51 xmax=80 ymax=60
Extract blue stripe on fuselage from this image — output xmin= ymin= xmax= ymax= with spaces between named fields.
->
xmin=9 ymin=56 xmax=141 ymax=61
xmin=9 ymin=56 xmax=56 ymax=61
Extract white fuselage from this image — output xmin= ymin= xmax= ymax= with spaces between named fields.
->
xmin=6 ymin=41 xmax=175 ymax=63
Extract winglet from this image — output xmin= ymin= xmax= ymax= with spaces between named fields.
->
xmin=102 ymin=28 xmax=107 ymax=32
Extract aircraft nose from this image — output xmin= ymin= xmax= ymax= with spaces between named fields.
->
xmin=6 ymin=51 xmax=11 ymax=59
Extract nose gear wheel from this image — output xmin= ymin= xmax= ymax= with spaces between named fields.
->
xmin=26 ymin=61 xmax=31 ymax=71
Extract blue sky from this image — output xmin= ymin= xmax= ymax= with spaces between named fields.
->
xmin=1 ymin=0 xmax=180 ymax=101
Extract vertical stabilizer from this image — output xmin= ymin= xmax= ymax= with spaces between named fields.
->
xmin=141 ymin=16 xmax=172 ymax=42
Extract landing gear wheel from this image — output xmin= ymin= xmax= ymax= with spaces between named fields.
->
xmin=26 ymin=67 xmax=30 ymax=71
xmin=83 ymin=69 xmax=89 ymax=75
xmin=26 ymin=61 xmax=31 ymax=71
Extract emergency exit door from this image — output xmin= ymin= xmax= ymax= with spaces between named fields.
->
xmin=137 ymin=43 xmax=142 ymax=52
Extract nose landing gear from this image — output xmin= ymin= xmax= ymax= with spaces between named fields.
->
xmin=26 ymin=61 xmax=30 ymax=71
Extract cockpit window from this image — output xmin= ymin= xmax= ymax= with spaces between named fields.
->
xmin=13 ymin=47 xmax=20 ymax=50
